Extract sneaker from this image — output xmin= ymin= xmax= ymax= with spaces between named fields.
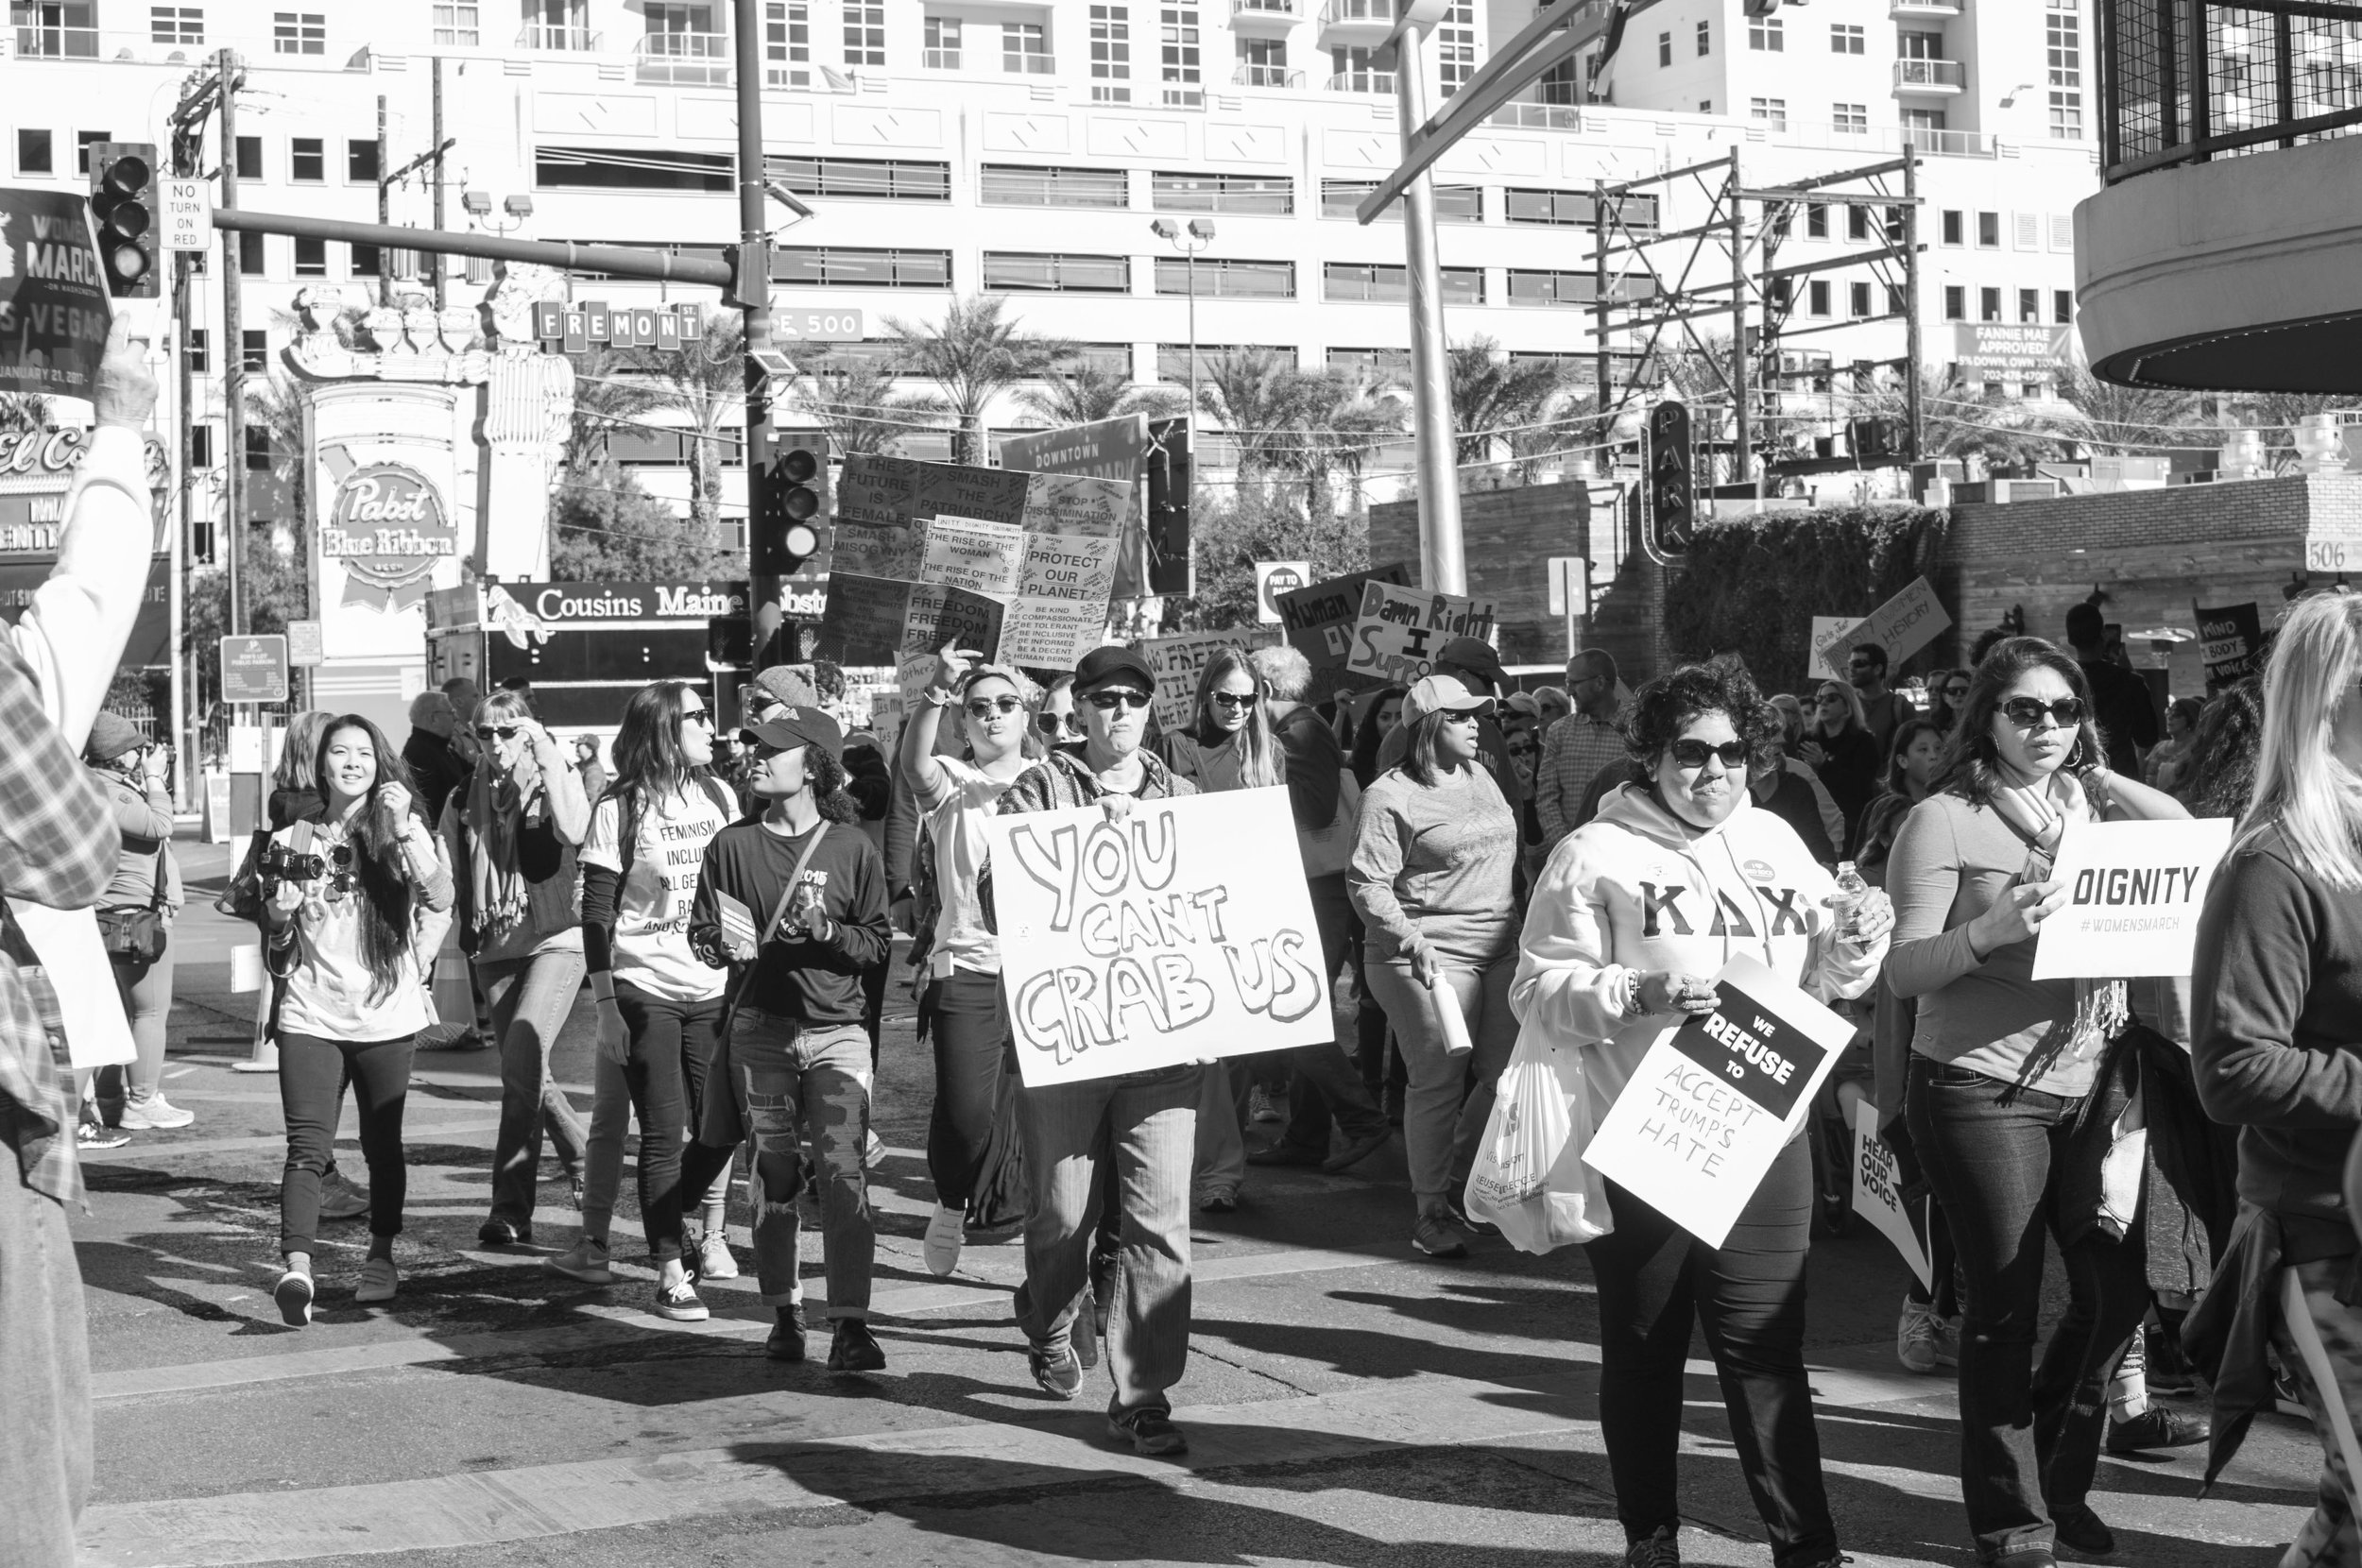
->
xmin=1249 ymin=1086 xmax=1284 ymax=1125
xmin=1413 ymin=1211 xmax=1470 ymax=1260
xmin=413 ymin=1021 xmax=474 ymax=1051
xmin=2051 ymin=1502 xmax=2114 ymax=1557
xmin=654 ymin=1277 xmax=709 ymax=1322
xmin=546 ymin=1237 xmax=614 ymax=1285
xmin=1897 ymin=1298 xmax=1942 ymax=1374
xmin=828 ymin=1318 xmax=887 ymax=1372
xmin=922 ymin=1202 xmax=965 ymax=1278
xmin=766 ymin=1304 xmax=807 ymax=1362
xmin=274 ymin=1267 xmax=314 ymax=1326
xmin=1107 ymin=1406 xmax=1188 ymax=1457
xmin=118 ymin=1096 xmax=195 ymax=1131
xmin=1031 ymin=1339 xmax=1084 ymax=1400
xmin=2105 ymin=1406 xmax=2208 ymax=1454
xmin=476 ymin=1219 xmax=532 ymax=1248
xmin=354 ymin=1255 xmax=399 ymax=1304
xmin=864 ymin=1129 xmax=887 ymax=1169
xmin=77 ymin=1121 xmax=130 ymax=1150
xmin=696 ymin=1230 xmax=740 ymax=1281
xmin=1322 ymin=1127 xmax=1391 ymax=1173
xmin=2146 ymin=1323 xmax=2199 ymax=1396
xmin=1622 ymin=1525 xmax=1680 ymax=1567
xmin=317 ymin=1168 xmax=371 ymax=1222
xmin=1195 ymin=1183 xmax=1239 ymax=1215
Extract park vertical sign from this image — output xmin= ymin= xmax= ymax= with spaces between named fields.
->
xmin=0 ymin=189 xmax=111 ymax=397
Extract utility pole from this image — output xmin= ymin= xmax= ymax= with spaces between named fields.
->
xmin=167 ymin=65 xmax=220 ymax=808
xmin=1592 ymin=178 xmax=1610 ymax=427
xmin=377 ymin=97 xmax=390 ymax=306
xmin=1388 ymin=0 xmax=1464 ymax=595
xmin=1728 ymin=146 xmax=1749 ymax=493
xmin=377 ymin=105 xmax=455 ymax=309
xmin=217 ymin=46 xmax=245 ymax=642
xmin=430 ymin=58 xmax=446 ymax=309
xmin=1903 ymin=144 xmax=1924 ymax=464
xmin=733 ymin=0 xmax=783 ymax=653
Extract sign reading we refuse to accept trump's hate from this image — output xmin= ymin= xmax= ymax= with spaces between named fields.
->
xmin=2030 ymin=817 xmax=2234 ymax=980
xmin=983 ymin=791 xmax=1333 ymax=1087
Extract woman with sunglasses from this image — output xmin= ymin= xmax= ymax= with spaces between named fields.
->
xmin=1887 ymin=637 xmax=2188 ymax=1567
xmin=263 ymin=715 xmax=453 ymax=1323
xmin=553 ymin=681 xmax=740 ymax=1319
xmin=900 ymin=643 xmax=1041 ymax=1278
xmin=1351 ymin=673 xmax=1524 ymax=1260
xmin=1798 ymin=678 xmax=1880 ymax=846
xmin=1515 ymin=661 xmax=1890 ymax=1568
xmin=443 ymin=690 xmax=593 ymax=1248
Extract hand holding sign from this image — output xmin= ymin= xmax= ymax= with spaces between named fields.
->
xmin=1638 ymin=970 xmax=1721 ymax=1015
xmin=94 ymin=313 xmax=157 ymax=432
xmin=1974 ymin=878 xmax=2069 ymax=955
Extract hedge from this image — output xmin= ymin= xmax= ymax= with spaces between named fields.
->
xmin=1660 ymin=504 xmax=1952 ymax=694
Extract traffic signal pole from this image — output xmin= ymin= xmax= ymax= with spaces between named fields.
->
xmin=731 ymin=0 xmax=785 ymax=661
xmin=218 ymin=46 xmax=245 ymax=642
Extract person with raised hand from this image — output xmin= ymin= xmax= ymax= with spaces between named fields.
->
xmin=555 ymin=681 xmax=742 ymax=1319
xmin=900 ymin=641 xmax=1040 ymax=1279
xmin=264 ymin=717 xmax=454 ymax=1324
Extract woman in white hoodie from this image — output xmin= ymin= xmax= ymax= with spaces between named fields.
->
xmin=1513 ymin=661 xmax=1891 ymax=1568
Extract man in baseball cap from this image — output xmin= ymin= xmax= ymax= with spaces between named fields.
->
xmin=1435 ymin=636 xmax=1509 ymax=695
xmin=1070 ymin=643 xmax=1157 ymax=699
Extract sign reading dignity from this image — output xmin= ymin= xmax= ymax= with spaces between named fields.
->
xmin=0 ymin=188 xmax=111 ymax=398
xmin=2029 ymin=817 xmax=2236 ymax=980
xmin=983 ymin=791 xmax=1334 ymax=1087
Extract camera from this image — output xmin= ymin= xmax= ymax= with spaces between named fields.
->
xmin=260 ymin=844 xmax=325 ymax=894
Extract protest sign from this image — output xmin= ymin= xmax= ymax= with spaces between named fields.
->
xmin=1807 ymin=615 xmax=1865 ymax=682
xmin=1823 ymin=578 xmax=1951 ymax=673
xmin=1002 ymin=598 xmax=1108 ymax=670
xmin=916 ymin=464 xmax=1031 ymax=527
xmin=1344 ymin=579 xmax=1500 ymax=688
xmin=0 ymin=188 xmax=111 ymax=398
xmin=923 ymin=515 xmax=1028 ymax=598
xmin=1020 ymin=532 xmax=1121 ymax=604
xmin=901 ymin=581 xmax=1006 ymax=661
xmin=1275 ymin=563 xmax=1414 ymax=671
xmin=1138 ymin=628 xmax=1278 ymax=731
xmin=2195 ymin=600 xmax=2264 ymax=689
xmin=984 ymin=790 xmax=1333 ymax=1086
xmin=1852 ymin=1099 xmax=1932 ymax=1290
xmin=2029 ymin=817 xmax=2235 ymax=980
xmin=1023 ymin=469 xmax=1130 ymax=537
xmin=1582 ymin=954 xmax=1857 ymax=1247
xmin=813 ymin=573 xmax=914 ymax=665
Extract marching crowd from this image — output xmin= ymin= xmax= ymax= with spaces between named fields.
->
xmin=11 ymin=335 xmax=2362 ymax=1568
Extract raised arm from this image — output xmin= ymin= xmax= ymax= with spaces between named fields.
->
xmin=0 ymin=640 xmax=117 ymax=912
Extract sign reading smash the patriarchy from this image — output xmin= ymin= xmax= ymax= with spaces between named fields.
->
xmin=1583 ymin=954 xmax=1857 ymax=1247
xmin=2030 ymin=817 xmax=2235 ymax=980
xmin=983 ymin=791 xmax=1334 ymax=1087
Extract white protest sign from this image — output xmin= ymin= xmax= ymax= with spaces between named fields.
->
xmin=1001 ymin=599 xmax=1108 ymax=671
xmin=1344 ymin=579 xmax=1500 ymax=688
xmin=1824 ymin=577 xmax=1952 ymax=674
xmin=1807 ymin=615 xmax=1866 ymax=682
xmin=984 ymin=790 xmax=1334 ymax=1086
xmin=922 ymin=514 xmax=1028 ymax=598
xmin=2029 ymin=816 xmax=2235 ymax=980
xmin=1138 ymin=630 xmax=1275 ymax=732
xmin=1852 ymin=1099 xmax=1932 ymax=1291
xmin=1583 ymin=953 xmax=1857 ymax=1247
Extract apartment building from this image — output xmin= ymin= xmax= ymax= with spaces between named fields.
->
xmin=4 ymin=0 xmax=2099 ymax=543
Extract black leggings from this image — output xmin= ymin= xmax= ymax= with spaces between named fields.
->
xmin=923 ymin=968 xmax=1025 ymax=1227
xmin=280 ymin=1031 xmax=415 ymax=1256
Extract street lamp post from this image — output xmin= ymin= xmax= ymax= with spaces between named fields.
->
xmin=1150 ymin=217 xmax=1215 ymax=448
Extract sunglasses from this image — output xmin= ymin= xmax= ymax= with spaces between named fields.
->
xmin=1670 ymin=739 xmax=1750 ymax=771
xmin=965 ymin=695 xmax=1024 ymax=719
xmin=2002 ymin=696 xmax=2087 ymax=729
xmin=1037 ymin=711 xmax=1083 ymax=737
xmin=1209 ymin=690 xmax=1258 ymax=710
xmin=1086 ymin=690 xmax=1152 ymax=712
xmin=474 ymin=724 xmax=522 ymax=741
xmin=682 ymin=708 xmax=715 ymax=727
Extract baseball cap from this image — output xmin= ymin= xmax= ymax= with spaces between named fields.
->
xmin=1437 ymin=636 xmax=1507 ymax=692
xmin=741 ymin=706 xmax=845 ymax=761
xmin=1403 ymin=673 xmax=1495 ymax=724
xmin=1073 ymin=644 xmax=1156 ymax=697
xmin=85 ymin=711 xmax=147 ymax=762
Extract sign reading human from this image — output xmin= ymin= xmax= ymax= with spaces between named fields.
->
xmin=2029 ymin=818 xmax=2235 ymax=980
xmin=1583 ymin=955 xmax=1857 ymax=1247
xmin=983 ymin=791 xmax=1333 ymax=1087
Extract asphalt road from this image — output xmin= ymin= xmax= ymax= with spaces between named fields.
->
xmin=63 ymin=831 xmax=2332 ymax=1567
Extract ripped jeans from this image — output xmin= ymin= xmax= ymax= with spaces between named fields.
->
xmin=685 ymin=1011 xmax=874 ymax=1319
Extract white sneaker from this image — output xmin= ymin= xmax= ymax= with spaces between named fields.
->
xmin=696 ymin=1230 xmax=740 ymax=1281
xmin=546 ymin=1237 xmax=613 ymax=1285
xmin=864 ymin=1129 xmax=887 ymax=1169
xmin=1897 ymin=1298 xmax=1941 ymax=1373
xmin=118 ymin=1096 xmax=195 ymax=1131
xmin=922 ymin=1202 xmax=965 ymax=1278
xmin=355 ymin=1255 xmax=399 ymax=1304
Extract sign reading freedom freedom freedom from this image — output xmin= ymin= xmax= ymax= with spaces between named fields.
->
xmin=983 ymin=791 xmax=1334 ymax=1086
xmin=0 ymin=188 xmax=111 ymax=398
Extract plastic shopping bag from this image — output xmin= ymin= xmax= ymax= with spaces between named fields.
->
xmin=1463 ymin=1019 xmax=1614 ymax=1253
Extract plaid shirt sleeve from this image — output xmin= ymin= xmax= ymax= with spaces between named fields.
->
xmin=0 ymin=636 xmax=119 ymax=1204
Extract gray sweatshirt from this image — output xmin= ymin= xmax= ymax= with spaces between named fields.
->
xmin=1347 ymin=762 xmax=1519 ymax=967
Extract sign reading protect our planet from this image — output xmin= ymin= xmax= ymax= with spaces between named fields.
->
xmin=2029 ymin=817 xmax=2235 ymax=980
xmin=982 ymin=791 xmax=1333 ymax=1087
xmin=0 ymin=188 xmax=111 ymax=397
xmin=1583 ymin=954 xmax=1857 ymax=1247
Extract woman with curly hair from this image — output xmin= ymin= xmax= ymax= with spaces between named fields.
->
xmin=1888 ymin=636 xmax=2190 ymax=1566
xmin=1513 ymin=661 xmax=1891 ymax=1568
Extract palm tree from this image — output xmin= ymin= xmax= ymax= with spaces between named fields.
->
xmin=0 ymin=393 xmax=51 ymax=435
xmin=883 ymin=296 xmax=1074 ymax=465
xmin=562 ymin=347 xmax=666 ymax=482
xmin=1193 ymin=347 xmax=1304 ymax=478
xmin=1290 ymin=371 xmax=1406 ymax=514
xmin=634 ymin=312 xmax=745 ymax=545
xmin=1446 ymin=336 xmax=1564 ymax=468
xmin=1014 ymin=359 xmax=1185 ymax=430
xmin=2051 ymin=362 xmax=2206 ymax=457
xmin=792 ymin=349 xmax=920 ymax=458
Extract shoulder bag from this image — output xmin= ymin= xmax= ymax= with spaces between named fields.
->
xmin=98 ymin=843 xmax=171 ymax=965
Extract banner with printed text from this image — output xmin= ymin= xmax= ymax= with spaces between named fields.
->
xmin=983 ymin=790 xmax=1334 ymax=1086
xmin=2029 ymin=817 xmax=2235 ymax=980
xmin=0 ymin=188 xmax=111 ymax=398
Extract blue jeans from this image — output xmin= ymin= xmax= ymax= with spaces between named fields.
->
xmin=1906 ymin=1055 xmax=2149 ymax=1563
xmin=0 ymin=1129 xmax=88 ymax=1568
xmin=1013 ymin=1064 xmax=1197 ymax=1416
xmin=481 ymin=948 xmax=590 ymax=1228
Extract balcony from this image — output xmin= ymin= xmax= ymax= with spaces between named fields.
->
xmin=1232 ymin=0 xmax=1301 ymax=31
xmin=1904 ymin=124 xmax=1993 ymax=157
xmin=1003 ymin=51 xmax=1053 ymax=73
xmin=1318 ymin=0 xmax=1392 ymax=46
xmin=1889 ymin=0 xmax=1960 ymax=15
xmin=12 ymin=22 xmax=97 ymax=56
xmin=1326 ymin=69 xmax=1394 ymax=93
xmin=1232 ymin=61 xmax=1303 ymax=87
xmin=635 ymin=30 xmax=729 ymax=85
xmin=1492 ymin=101 xmax=1583 ymax=130
xmin=519 ymin=23 xmax=602 ymax=49
xmin=1891 ymin=58 xmax=1963 ymax=94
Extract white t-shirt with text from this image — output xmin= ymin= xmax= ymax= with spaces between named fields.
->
xmin=579 ymin=781 xmax=735 ymax=1002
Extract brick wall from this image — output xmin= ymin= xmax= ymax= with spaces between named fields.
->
xmin=1369 ymin=486 xmax=1594 ymax=668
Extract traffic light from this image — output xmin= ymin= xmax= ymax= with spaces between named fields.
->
xmin=1145 ymin=417 xmax=1191 ymax=596
xmin=87 ymin=142 xmax=160 ymax=298
xmin=1646 ymin=400 xmax=1694 ymax=558
xmin=750 ymin=430 xmax=829 ymax=577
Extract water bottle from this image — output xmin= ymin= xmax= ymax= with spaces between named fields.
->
xmin=1831 ymin=861 xmax=1868 ymax=942
xmin=1427 ymin=967 xmax=1475 ymax=1055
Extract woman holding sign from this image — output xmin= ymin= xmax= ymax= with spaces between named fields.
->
xmin=1513 ymin=661 xmax=1891 ymax=1568
xmin=1888 ymin=636 xmax=2189 ymax=1567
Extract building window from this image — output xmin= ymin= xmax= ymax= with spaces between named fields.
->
xmin=1979 ymin=286 xmax=2002 ymax=321
xmin=774 ymin=247 xmax=953 ymax=288
xmin=1847 ymin=281 xmax=1870 ymax=317
xmin=237 ymin=230 xmax=265 ymax=274
xmin=351 ymin=242 xmax=381 ymax=276
xmin=15 ymin=129 xmax=53 ymax=176
xmin=242 ymin=329 xmax=268 ymax=370
xmin=1941 ymin=209 xmax=1963 ymax=246
xmin=845 ymin=0 xmax=883 ymax=67
xmin=1977 ymin=210 xmax=2000 ymax=247
xmin=1326 ymin=179 xmax=1480 ymax=222
xmin=1002 ymin=21 xmax=1050 ymax=72
xmin=983 ymin=252 xmax=1128 ymax=292
xmin=1805 ymin=202 xmax=1827 ymax=238
xmin=1830 ymin=23 xmax=1863 ymax=54
xmin=1155 ymin=256 xmax=1292 ymax=298
xmin=1154 ymin=171 xmax=1293 ymax=214
xmin=184 ymin=329 xmax=209 ymax=373
xmin=980 ymin=164 xmax=1127 ymax=207
xmin=1331 ymin=44 xmax=1388 ymax=92
xmin=2054 ymin=289 xmax=2074 ymax=324
xmin=2018 ymin=288 xmax=2040 ymax=324
xmin=432 ymin=0 xmax=477 ymax=44
xmin=923 ymin=14 xmax=961 ymax=66
xmin=189 ymin=425 xmax=214 ymax=470
xmin=1943 ymin=285 xmax=1965 ymax=320
xmin=1846 ymin=204 xmax=1871 ymax=240
xmin=1331 ymin=262 xmax=1482 ymax=303
xmin=289 ymin=137 xmax=324 ymax=182
xmin=1437 ymin=0 xmax=1473 ymax=95
xmin=1509 ymin=270 xmax=1610 ymax=307
xmin=1328 ymin=347 xmax=1412 ymax=381
xmin=1237 ymin=36 xmax=1287 ymax=86
xmin=272 ymin=11 xmax=324 ymax=53
xmin=347 ymin=139 xmax=380 ymax=182
xmin=1808 ymin=280 xmax=1831 ymax=316
xmin=766 ymin=1 xmax=810 ymax=84
xmin=1656 ymin=31 xmax=1669 ymax=66
xmin=771 ymin=156 xmax=952 ymax=199
xmin=245 ymin=426 xmax=272 ymax=471
xmin=1089 ymin=6 xmax=1128 ymax=97
xmin=234 ymin=135 xmax=262 ymax=180
xmin=1747 ymin=15 xmax=1781 ymax=50
xmin=1161 ymin=6 xmax=1201 ymax=106
xmin=1833 ymin=102 xmax=1867 ymax=133
xmin=150 ymin=6 xmax=201 ymax=43
xmin=292 ymin=237 xmax=327 ymax=277
xmin=2047 ymin=0 xmax=2083 ymax=138
xmin=74 ymin=130 xmax=111 ymax=177
xmin=1748 ymin=97 xmax=1787 ymax=130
